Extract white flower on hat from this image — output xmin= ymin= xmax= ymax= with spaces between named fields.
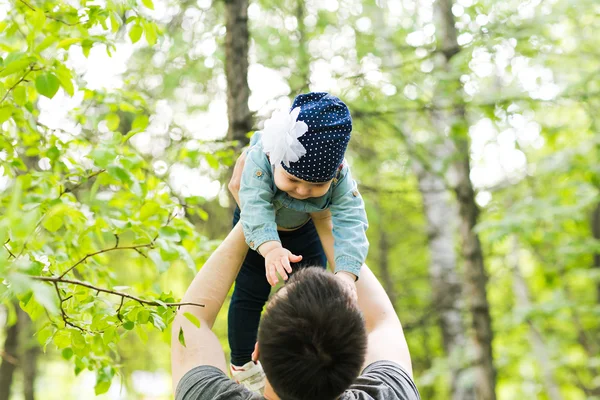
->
xmin=260 ymin=107 xmax=308 ymax=167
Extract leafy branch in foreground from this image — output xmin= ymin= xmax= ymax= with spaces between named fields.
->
xmin=34 ymin=275 xmax=203 ymax=309
xmin=18 ymin=0 xmax=81 ymax=26
xmin=24 ymin=211 xmax=204 ymax=333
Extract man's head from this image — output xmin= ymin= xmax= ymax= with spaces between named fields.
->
xmin=257 ymin=267 xmax=367 ymax=400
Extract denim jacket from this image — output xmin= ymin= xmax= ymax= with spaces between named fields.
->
xmin=239 ymin=133 xmax=369 ymax=277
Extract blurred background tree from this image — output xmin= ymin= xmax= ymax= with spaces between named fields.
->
xmin=0 ymin=0 xmax=598 ymax=398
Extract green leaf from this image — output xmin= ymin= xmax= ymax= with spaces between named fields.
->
xmin=126 ymin=307 xmax=140 ymax=322
xmin=110 ymin=12 xmax=121 ymax=33
xmin=35 ymin=73 xmax=60 ymax=99
xmin=139 ymin=201 xmax=160 ymax=220
xmin=103 ymin=326 xmax=116 ymax=345
xmin=0 ymin=57 xmax=31 ymax=78
xmin=47 ymin=146 xmax=60 ymax=161
xmin=151 ymin=313 xmax=166 ymax=330
xmin=137 ymin=309 xmax=150 ymax=324
xmin=71 ymin=331 xmax=86 ymax=349
xmin=141 ymin=0 xmax=154 ymax=9
xmin=32 ymin=282 xmax=59 ymax=314
xmin=90 ymin=147 xmax=116 ymax=169
xmin=57 ymin=38 xmax=81 ymax=49
xmin=13 ymin=86 xmax=26 ymax=106
xmin=55 ymin=64 xmax=74 ymax=97
xmin=205 ymin=153 xmax=219 ymax=169
xmin=178 ymin=326 xmax=186 ymax=347
xmin=105 ymin=113 xmax=120 ymax=131
xmin=0 ymin=106 xmax=12 ymax=124
xmin=32 ymin=8 xmax=46 ymax=31
xmin=178 ymin=246 xmax=197 ymax=271
xmin=82 ymin=39 xmax=93 ymax=58
xmin=95 ymin=380 xmax=111 ymax=396
xmin=42 ymin=212 xmax=63 ymax=232
xmin=95 ymin=367 xmax=114 ymax=395
xmin=37 ymin=325 xmax=54 ymax=348
xmin=197 ymin=208 xmax=209 ymax=221
xmin=108 ymin=165 xmax=133 ymax=185
xmin=53 ymin=331 xmax=71 ymax=349
xmin=4 ymin=52 xmax=24 ymax=66
xmin=183 ymin=312 xmax=201 ymax=328
xmin=7 ymin=179 xmax=23 ymax=222
xmin=143 ymin=21 xmax=157 ymax=46
xmin=129 ymin=24 xmax=143 ymax=44
xmin=62 ymin=347 xmax=74 ymax=360
xmin=35 ymin=35 xmax=57 ymax=53
xmin=132 ymin=114 xmax=149 ymax=131
xmin=159 ymin=226 xmax=181 ymax=242
xmin=122 ymin=114 xmax=149 ymax=142
xmin=123 ymin=320 xmax=135 ymax=330
xmin=159 ymin=243 xmax=179 ymax=261
xmin=149 ymin=249 xmax=169 ymax=273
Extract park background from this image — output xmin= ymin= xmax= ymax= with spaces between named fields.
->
xmin=0 ymin=0 xmax=598 ymax=398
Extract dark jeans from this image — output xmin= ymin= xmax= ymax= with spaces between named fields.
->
xmin=228 ymin=207 xmax=327 ymax=366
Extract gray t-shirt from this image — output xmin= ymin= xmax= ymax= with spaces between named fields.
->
xmin=176 ymin=361 xmax=420 ymax=400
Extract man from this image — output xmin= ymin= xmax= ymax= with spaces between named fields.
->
xmin=171 ymin=156 xmax=420 ymax=400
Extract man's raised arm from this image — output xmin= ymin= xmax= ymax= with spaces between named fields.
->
xmin=171 ymin=223 xmax=248 ymax=392
xmin=356 ymin=264 xmax=413 ymax=376
xmin=311 ymin=209 xmax=413 ymax=375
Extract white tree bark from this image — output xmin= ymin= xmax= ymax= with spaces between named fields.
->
xmin=432 ymin=0 xmax=497 ymax=398
xmin=414 ymin=156 xmax=476 ymax=400
xmin=510 ymin=237 xmax=564 ymax=400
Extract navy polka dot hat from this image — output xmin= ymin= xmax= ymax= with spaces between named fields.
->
xmin=283 ymin=92 xmax=352 ymax=183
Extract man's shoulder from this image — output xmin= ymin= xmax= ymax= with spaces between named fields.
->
xmin=342 ymin=361 xmax=420 ymax=400
xmin=176 ymin=365 xmax=260 ymax=400
xmin=175 ymin=361 xmax=419 ymax=400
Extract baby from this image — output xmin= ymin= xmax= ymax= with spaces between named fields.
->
xmin=228 ymin=92 xmax=369 ymax=392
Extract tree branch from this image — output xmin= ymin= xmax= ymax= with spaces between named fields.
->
xmin=52 ymin=281 xmax=85 ymax=331
xmin=58 ymin=169 xmax=106 ymax=198
xmin=0 ymin=64 xmax=38 ymax=104
xmin=58 ymin=241 xmax=154 ymax=279
xmin=33 ymin=276 xmax=204 ymax=308
xmin=18 ymin=0 xmax=80 ymax=26
xmin=352 ymin=90 xmax=600 ymax=117
xmin=0 ymin=351 xmax=19 ymax=366
xmin=16 ymin=168 xmax=107 ymax=259
xmin=3 ymin=239 xmax=16 ymax=259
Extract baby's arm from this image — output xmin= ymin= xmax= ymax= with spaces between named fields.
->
xmin=259 ymin=242 xmax=302 ymax=285
xmin=311 ymin=210 xmax=335 ymax=271
xmin=312 ymin=209 xmax=358 ymax=299
xmin=238 ymin=149 xmax=302 ymax=286
xmin=327 ymin=165 xmax=369 ymax=279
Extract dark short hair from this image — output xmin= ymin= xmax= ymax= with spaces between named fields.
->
xmin=257 ymin=267 xmax=367 ymax=400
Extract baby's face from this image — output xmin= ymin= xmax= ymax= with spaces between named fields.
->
xmin=273 ymin=167 xmax=333 ymax=200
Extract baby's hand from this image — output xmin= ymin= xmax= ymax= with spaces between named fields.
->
xmin=335 ymin=271 xmax=358 ymax=302
xmin=264 ymin=247 xmax=302 ymax=286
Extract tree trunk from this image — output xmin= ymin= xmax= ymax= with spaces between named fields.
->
xmin=433 ymin=0 xmax=496 ymax=399
xmin=19 ymin=307 xmax=38 ymax=400
xmin=592 ymin=202 xmax=600 ymax=303
xmin=451 ymin=140 xmax=496 ymax=400
xmin=0 ymin=303 xmax=20 ymax=400
xmin=375 ymin=201 xmax=398 ymax=307
xmin=225 ymin=0 xmax=252 ymax=148
xmin=292 ymin=0 xmax=310 ymax=94
xmin=413 ymin=159 xmax=476 ymax=400
xmin=510 ymin=237 xmax=563 ymax=400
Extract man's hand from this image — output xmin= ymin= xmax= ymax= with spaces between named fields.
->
xmin=335 ymin=271 xmax=358 ymax=302
xmin=228 ymin=150 xmax=247 ymax=207
xmin=263 ymin=246 xmax=302 ymax=286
